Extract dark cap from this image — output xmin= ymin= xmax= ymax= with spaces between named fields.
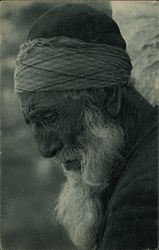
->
xmin=27 ymin=4 xmax=126 ymax=50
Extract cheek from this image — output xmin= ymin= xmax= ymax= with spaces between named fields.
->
xmin=57 ymin=107 xmax=84 ymax=134
xmin=62 ymin=115 xmax=84 ymax=138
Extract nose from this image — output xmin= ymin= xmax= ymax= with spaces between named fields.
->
xmin=36 ymin=133 xmax=64 ymax=158
xmin=39 ymin=141 xmax=63 ymax=158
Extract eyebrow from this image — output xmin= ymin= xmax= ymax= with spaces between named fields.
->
xmin=27 ymin=105 xmax=59 ymax=119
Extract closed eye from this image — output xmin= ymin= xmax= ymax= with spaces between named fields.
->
xmin=43 ymin=111 xmax=58 ymax=123
xmin=24 ymin=105 xmax=62 ymax=126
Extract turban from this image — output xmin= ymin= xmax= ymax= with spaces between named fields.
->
xmin=14 ymin=4 xmax=132 ymax=94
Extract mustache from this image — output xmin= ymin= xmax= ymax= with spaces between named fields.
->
xmin=56 ymin=146 xmax=82 ymax=164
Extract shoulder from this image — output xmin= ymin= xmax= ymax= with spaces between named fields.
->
xmin=100 ymin=128 xmax=158 ymax=249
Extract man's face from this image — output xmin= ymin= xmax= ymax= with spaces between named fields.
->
xmin=22 ymin=91 xmax=86 ymax=168
xmin=21 ymin=90 xmax=124 ymax=186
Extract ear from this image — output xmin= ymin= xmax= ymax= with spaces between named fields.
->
xmin=106 ymin=85 xmax=122 ymax=117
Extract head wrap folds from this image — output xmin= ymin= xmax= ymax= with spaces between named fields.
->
xmin=14 ymin=37 xmax=132 ymax=93
xmin=14 ymin=4 xmax=132 ymax=94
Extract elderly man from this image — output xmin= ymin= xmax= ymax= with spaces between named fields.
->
xmin=14 ymin=4 xmax=158 ymax=250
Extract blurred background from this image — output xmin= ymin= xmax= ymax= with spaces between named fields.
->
xmin=1 ymin=1 xmax=159 ymax=249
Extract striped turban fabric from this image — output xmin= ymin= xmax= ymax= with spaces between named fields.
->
xmin=14 ymin=4 xmax=132 ymax=94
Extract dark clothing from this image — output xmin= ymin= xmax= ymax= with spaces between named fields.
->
xmin=99 ymin=106 xmax=158 ymax=249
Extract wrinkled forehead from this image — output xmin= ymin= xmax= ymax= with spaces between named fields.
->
xmin=18 ymin=88 xmax=108 ymax=114
xmin=19 ymin=92 xmax=63 ymax=107
xmin=18 ymin=91 xmax=89 ymax=115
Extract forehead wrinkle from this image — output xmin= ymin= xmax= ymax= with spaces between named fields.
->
xmin=22 ymin=92 xmax=59 ymax=115
xmin=21 ymin=90 xmax=89 ymax=121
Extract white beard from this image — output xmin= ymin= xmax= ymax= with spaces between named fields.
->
xmin=55 ymin=107 xmax=124 ymax=250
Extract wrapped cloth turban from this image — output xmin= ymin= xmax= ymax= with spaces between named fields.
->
xmin=14 ymin=4 xmax=132 ymax=94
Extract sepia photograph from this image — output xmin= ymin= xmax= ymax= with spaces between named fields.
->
xmin=1 ymin=1 xmax=158 ymax=249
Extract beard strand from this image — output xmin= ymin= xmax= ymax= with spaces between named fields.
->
xmin=55 ymin=106 xmax=124 ymax=249
xmin=55 ymin=170 xmax=103 ymax=250
xmin=80 ymin=107 xmax=124 ymax=190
